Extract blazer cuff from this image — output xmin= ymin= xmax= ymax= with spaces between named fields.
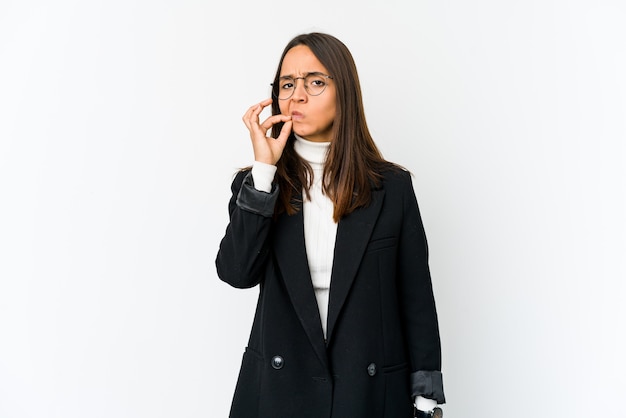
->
xmin=235 ymin=172 xmax=279 ymax=218
xmin=410 ymin=370 xmax=446 ymax=404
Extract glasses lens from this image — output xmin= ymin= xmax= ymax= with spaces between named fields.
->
xmin=304 ymin=74 xmax=328 ymax=96
xmin=275 ymin=78 xmax=294 ymax=100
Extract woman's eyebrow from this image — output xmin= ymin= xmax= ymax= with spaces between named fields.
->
xmin=279 ymin=71 xmax=326 ymax=79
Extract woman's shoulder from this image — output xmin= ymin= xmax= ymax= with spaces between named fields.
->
xmin=377 ymin=161 xmax=412 ymax=185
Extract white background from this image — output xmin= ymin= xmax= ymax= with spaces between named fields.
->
xmin=1 ymin=1 xmax=625 ymax=417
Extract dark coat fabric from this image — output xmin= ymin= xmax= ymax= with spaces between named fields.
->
xmin=216 ymin=166 xmax=445 ymax=418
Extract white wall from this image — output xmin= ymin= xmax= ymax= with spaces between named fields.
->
xmin=1 ymin=1 xmax=624 ymax=417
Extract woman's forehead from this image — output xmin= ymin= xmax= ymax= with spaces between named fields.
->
xmin=280 ymin=45 xmax=328 ymax=77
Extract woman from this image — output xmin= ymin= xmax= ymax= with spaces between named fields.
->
xmin=216 ymin=32 xmax=445 ymax=418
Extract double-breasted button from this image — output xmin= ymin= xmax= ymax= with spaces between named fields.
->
xmin=271 ymin=355 xmax=284 ymax=370
xmin=367 ymin=363 xmax=377 ymax=377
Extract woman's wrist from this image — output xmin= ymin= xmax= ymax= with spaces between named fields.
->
xmin=414 ymin=396 xmax=437 ymax=411
xmin=251 ymin=161 xmax=277 ymax=193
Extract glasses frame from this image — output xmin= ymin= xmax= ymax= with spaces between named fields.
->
xmin=271 ymin=72 xmax=334 ymax=100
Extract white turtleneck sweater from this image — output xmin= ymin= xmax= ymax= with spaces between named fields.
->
xmin=249 ymin=136 xmax=436 ymax=412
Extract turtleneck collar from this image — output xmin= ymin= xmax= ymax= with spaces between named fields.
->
xmin=294 ymin=134 xmax=330 ymax=167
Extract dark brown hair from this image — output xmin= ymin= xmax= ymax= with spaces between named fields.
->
xmin=270 ymin=32 xmax=397 ymax=221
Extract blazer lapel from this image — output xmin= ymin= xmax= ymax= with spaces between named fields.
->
xmin=273 ymin=208 xmax=329 ymax=369
xmin=326 ymin=188 xmax=385 ymax=345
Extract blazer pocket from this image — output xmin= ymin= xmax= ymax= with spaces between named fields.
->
xmin=365 ymin=237 xmax=398 ymax=253
xmin=382 ymin=362 xmax=412 ymax=417
xmin=382 ymin=362 xmax=408 ymax=374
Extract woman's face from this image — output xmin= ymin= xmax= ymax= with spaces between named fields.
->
xmin=278 ymin=45 xmax=336 ymax=143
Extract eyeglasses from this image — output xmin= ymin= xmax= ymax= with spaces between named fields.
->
xmin=271 ymin=72 xmax=333 ymax=100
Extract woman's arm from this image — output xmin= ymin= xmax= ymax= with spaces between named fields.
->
xmin=396 ymin=171 xmax=446 ymax=404
xmin=215 ymin=169 xmax=278 ymax=289
xmin=216 ymin=98 xmax=291 ymax=288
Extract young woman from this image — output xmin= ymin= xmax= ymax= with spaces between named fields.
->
xmin=216 ymin=32 xmax=445 ymax=418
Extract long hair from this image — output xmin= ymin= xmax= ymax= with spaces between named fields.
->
xmin=270 ymin=32 xmax=396 ymax=221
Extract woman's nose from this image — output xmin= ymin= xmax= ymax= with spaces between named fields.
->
xmin=291 ymin=79 xmax=307 ymax=102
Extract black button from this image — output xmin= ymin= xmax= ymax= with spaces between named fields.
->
xmin=367 ymin=363 xmax=377 ymax=376
xmin=271 ymin=355 xmax=284 ymax=370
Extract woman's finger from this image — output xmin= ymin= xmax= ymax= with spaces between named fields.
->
xmin=276 ymin=120 xmax=293 ymax=144
xmin=260 ymin=114 xmax=291 ymax=132
xmin=242 ymin=99 xmax=273 ymax=132
xmin=244 ymin=104 xmax=262 ymax=128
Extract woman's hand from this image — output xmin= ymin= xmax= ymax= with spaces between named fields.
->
xmin=242 ymin=98 xmax=292 ymax=166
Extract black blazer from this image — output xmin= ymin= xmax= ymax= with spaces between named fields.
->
xmin=216 ymin=166 xmax=444 ymax=418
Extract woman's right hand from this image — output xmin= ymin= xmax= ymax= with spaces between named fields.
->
xmin=242 ymin=98 xmax=292 ymax=166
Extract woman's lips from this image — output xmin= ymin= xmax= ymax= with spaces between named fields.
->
xmin=291 ymin=111 xmax=303 ymax=121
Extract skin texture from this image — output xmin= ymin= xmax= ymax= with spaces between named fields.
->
xmin=242 ymin=45 xmax=336 ymax=165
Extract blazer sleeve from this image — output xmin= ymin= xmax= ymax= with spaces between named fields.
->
xmin=396 ymin=171 xmax=446 ymax=403
xmin=215 ymin=170 xmax=278 ymax=289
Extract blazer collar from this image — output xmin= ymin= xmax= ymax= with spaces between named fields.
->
xmin=326 ymin=188 xmax=385 ymax=345
xmin=273 ymin=207 xmax=329 ymax=369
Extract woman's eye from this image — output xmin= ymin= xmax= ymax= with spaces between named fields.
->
xmin=310 ymin=79 xmax=325 ymax=87
xmin=281 ymin=80 xmax=294 ymax=89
